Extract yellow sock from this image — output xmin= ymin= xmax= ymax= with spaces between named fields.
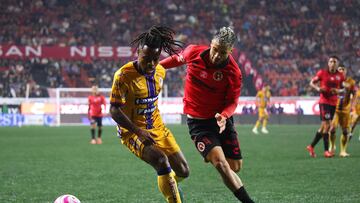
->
xmin=158 ymin=171 xmax=181 ymax=203
xmin=254 ymin=120 xmax=260 ymax=128
xmin=340 ymin=134 xmax=348 ymax=153
xmin=263 ymin=119 xmax=268 ymax=128
xmin=329 ymin=132 xmax=336 ymax=151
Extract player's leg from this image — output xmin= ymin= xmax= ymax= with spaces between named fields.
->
xmin=252 ymin=109 xmax=263 ymax=134
xmin=155 ymin=127 xmax=189 ymax=181
xmin=167 ymin=151 xmax=189 ymax=203
xmin=122 ymin=132 xmax=181 ymax=203
xmin=329 ymin=113 xmax=339 ymax=153
xmin=188 ymin=117 xmax=254 ymax=202
xmin=307 ymin=104 xmax=326 ymax=157
xmin=339 ymin=112 xmax=351 ymax=157
xmin=90 ymin=117 xmax=97 ymax=144
xmin=350 ymin=112 xmax=360 ymax=140
xmin=307 ymin=119 xmax=325 ymax=157
xmin=261 ymin=110 xmax=269 ymax=134
xmin=322 ymin=120 xmax=334 ymax=157
xmin=96 ymin=117 xmax=103 ymax=144
xmin=206 ymin=147 xmax=253 ymax=203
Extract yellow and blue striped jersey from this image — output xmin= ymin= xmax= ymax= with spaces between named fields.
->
xmin=354 ymin=89 xmax=360 ymax=112
xmin=110 ymin=61 xmax=165 ymax=133
xmin=336 ymin=77 xmax=356 ymax=112
xmin=256 ymin=90 xmax=271 ymax=109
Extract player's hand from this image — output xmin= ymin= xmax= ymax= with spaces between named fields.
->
xmin=215 ymin=113 xmax=226 ymax=134
xmin=330 ymin=88 xmax=343 ymax=95
xmin=318 ymin=87 xmax=326 ymax=93
xmin=136 ymin=129 xmax=156 ymax=145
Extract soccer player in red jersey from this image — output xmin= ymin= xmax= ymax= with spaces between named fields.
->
xmin=88 ymin=85 xmax=106 ymax=144
xmin=306 ymin=56 xmax=345 ymax=158
xmin=160 ymin=27 xmax=254 ymax=203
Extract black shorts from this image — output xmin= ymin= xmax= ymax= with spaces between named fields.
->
xmin=319 ymin=104 xmax=336 ymax=121
xmin=187 ymin=116 xmax=242 ymax=160
xmin=90 ymin=116 xmax=103 ymax=127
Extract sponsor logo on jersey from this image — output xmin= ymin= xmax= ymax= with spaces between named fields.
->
xmin=137 ymin=106 xmax=156 ymax=115
xmin=135 ymin=96 xmax=158 ymax=104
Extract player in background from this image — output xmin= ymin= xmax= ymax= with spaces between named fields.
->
xmin=110 ymin=26 xmax=189 ymax=203
xmin=349 ymin=81 xmax=360 ymax=141
xmin=88 ymin=85 xmax=106 ymax=144
xmin=252 ymin=85 xmax=271 ymax=134
xmin=160 ymin=27 xmax=254 ymax=203
xmin=306 ymin=56 xmax=345 ymax=158
xmin=328 ymin=65 xmax=356 ymax=157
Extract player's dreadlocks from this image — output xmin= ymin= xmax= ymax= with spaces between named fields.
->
xmin=213 ymin=27 xmax=237 ymax=47
xmin=131 ymin=25 xmax=183 ymax=56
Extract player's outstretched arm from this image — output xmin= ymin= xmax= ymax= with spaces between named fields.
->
xmin=110 ymin=105 xmax=155 ymax=144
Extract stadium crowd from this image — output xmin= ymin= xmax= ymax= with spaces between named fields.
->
xmin=0 ymin=0 xmax=359 ymax=97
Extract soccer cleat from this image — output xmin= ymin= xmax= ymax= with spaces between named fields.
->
xmin=324 ymin=151 xmax=334 ymax=158
xmin=252 ymin=128 xmax=259 ymax=134
xmin=90 ymin=139 xmax=96 ymax=144
xmin=339 ymin=152 xmax=350 ymax=158
xmin=261 ymin=128 xmax=269 ymax=134
xmin=306 ymin=145 xmax=316 ymax=158
xmin=96 ymin=138 xmax=102 ymax=144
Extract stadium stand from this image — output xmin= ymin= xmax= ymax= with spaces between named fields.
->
xmin=0 ymin=0 xmax=359 ymax=97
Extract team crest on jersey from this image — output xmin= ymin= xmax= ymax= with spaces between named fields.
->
xmin=213 ymin=71 xmax=223 ymax=81
xmin=335 ymin=75 xmax=340 ymax=80
xmin=324 ymin=113 xmax=330 ymax=119
xmin=197 ymin=142 xmax=205 ymax=152
xmin=200 ymin=71 xmax=208 ymax=78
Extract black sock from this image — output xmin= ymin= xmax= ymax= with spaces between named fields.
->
xmin=310 ymin=131 xmax=322 ymax=147
xmin=323 ymin=133 xmax=329 ymax=151
xmin=234 ymin=186 xmax=254 ymax=203
xmin=91 ymin=129 xmax=95 ymax=139
xmin=98 ymin=129 xmax=102 ymax=138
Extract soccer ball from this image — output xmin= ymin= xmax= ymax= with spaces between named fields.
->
xmin=54 ymin=194 xmax=81 ymax=203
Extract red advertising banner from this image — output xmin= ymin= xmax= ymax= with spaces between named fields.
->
xmin=0 ymin=45 xmax=240 ymax=61
xmin=0 ymin=45 xmax=136 ymax=60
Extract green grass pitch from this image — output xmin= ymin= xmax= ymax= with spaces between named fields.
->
xmin=1 ymin=125 xmax=360 ymax=203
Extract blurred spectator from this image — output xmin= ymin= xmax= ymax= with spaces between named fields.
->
xmin=0 ymin=0 xmax=359 ymax=97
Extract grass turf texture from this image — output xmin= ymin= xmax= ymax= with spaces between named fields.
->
xmin=0 ymin=125 xmax=359 ymax=203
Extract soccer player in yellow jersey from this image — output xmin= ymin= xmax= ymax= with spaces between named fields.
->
xmin=350 ymin=81 xmax=360 ymax=141
xmin=110 ymin=26 xmax=189 ymax=203
xmin=252 ymin=85 xmax=271 ymax=134
xmin=329 ymin=65 xmax=356 ymax=157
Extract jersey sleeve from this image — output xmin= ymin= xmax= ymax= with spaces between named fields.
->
xmin=159 ymin=45 xmax=194 ymax=69
xmin=221 ymin=69 xmax=242 ymax=118
xmin=110 ymin=69 xmax=128 ymax=107
xmin=312 ymin=70 xmax=322 ymax=82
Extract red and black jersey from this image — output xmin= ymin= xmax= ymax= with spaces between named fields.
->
xmin=312 ymin=68 xmax=345 ymax=106
xmin=160 ymin=44 xmax=242 ymax=119
xmin=88 ymin=94 xmax=106 ymax=117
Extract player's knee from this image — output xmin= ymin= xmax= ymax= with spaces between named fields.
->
xmin=229 ymin=160 xmax=242 ymax=173
xmin=177 ymin=163 xmax=190 ymax=178
xmin=212 ymin=158 xmax=230 ymax=173
xmin=155 ymin=154 xmax=169 ymax=169
xmin=144 ymin=147 xmax=170 ymax=169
